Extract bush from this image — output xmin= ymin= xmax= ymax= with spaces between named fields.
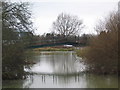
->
xmin=77 ymin=11 xmax=118 ymax=74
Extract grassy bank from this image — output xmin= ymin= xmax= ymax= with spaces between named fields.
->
xmin=33 ymin=47 xmax=74 ymax=51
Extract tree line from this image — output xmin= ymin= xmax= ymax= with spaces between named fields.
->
xmin=31 ymin=33 xmax=91 ymax=47
xmin=31 ymin=13 xmax=89 ymax=46
xmin=2 ymin=1 xmax=34 ymax=80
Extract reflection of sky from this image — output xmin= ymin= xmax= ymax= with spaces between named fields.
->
xmin=26 ymin=51 xmax=86 ymax=74
xmin=22 ymin=74 xmax=118 ymax=88
xmin=31 ymin=60 xmax=54 ymax=73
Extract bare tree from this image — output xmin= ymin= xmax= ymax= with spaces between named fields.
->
xmin=2 ymin=1 xmax=34 ymax=80
xmin=52 ymin=13 xmax=84 ymax=38
xmin=82 ymin=11 xmax=118 ymax=74
xmin=95 ymin=11 xmax=118 ymax=34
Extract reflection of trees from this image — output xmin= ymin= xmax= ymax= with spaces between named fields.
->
xmin=86 ymin=74 xmax=118 ymax=88
xmin=23 ymin=52 xmax=87 ymax=87
xmin=50 ymin=52 xmax=77 ymax=74
xmin=2 ymin=80 xmax=24 ymax=88
xmin=33 ymin=52 xmax=80 ymax=74
xmin=23 ymin=75 xmax=34 ymax=88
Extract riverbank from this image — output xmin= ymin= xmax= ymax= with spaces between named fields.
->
xmin=76 ymin=47 xmax=118 ymax=75
xmin=33 ymin=47 xmax=74 ymax=51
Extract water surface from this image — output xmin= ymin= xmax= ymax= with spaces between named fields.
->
xmin=3 ymin=51 xmax=118 ymax=88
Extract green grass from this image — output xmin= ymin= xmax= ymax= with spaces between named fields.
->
xmin=33 ymin=47 xmax=74 ymax=51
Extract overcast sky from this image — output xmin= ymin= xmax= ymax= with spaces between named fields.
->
xmin=10 ymin=0 xmax=119 ymax=35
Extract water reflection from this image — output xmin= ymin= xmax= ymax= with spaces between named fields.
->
xmin=3 ymin=51 xmax=118 ymax=88
xmin=3 ymin=73 xmax=118 ymax=88
xmin=23 ymin=74 xmax=88 ymax=88
xmin=22 ymin=74 xmax=118 ymax=88
xmin=25 ymin=51 xmax=86 ymax=74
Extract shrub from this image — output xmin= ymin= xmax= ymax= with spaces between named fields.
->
xmin=78 ymin=11 xmax=118 ymax=74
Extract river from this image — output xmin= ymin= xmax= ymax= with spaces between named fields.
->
xmin=2 ymin=51 xmax=118 ymax=88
